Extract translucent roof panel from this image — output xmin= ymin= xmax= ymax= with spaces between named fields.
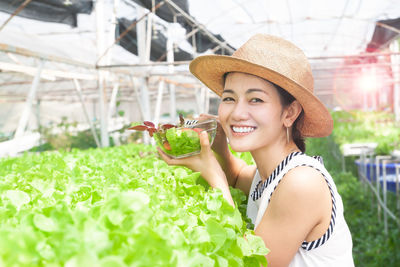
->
xmin=188 ymin=0 xmax=400 ymax=57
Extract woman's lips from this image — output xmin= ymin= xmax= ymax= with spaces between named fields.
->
xmin=231 ymin=125 xmax=256 ymax=135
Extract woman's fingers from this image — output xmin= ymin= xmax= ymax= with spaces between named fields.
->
xmin=199 ymin=131 xmax=212 ymax=155
xmin=157 ymin=130 xmax=215 ymax=172
xmin=157 ymin=147 xmax=183 ymax=166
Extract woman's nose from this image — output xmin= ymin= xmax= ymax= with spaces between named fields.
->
xmin=231 ymin=100 xmax=249 ymax=121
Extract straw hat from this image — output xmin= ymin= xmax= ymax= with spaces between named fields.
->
xmin=189 ymin=34 xmax=333 ymax=137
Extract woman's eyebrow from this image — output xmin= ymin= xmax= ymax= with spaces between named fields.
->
xmin=222 ymin=89 xmax=235 ymax=94
xmin=222 ymin=88 xmax=269 ymax=95
xmin=246 ymin=88 xmax=268 ymax=95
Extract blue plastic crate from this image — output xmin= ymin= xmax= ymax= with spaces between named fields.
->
xmin=355 ymin=160 xmax=400 ymax=193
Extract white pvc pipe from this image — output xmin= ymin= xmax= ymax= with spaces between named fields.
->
xmin=131 ymin=77 xmax=144 ymax=119
xmin=96 ymin=0 xmax=109 ymax=147
xmin=375 ymin=155 xmax=392 ymax=222
xmin=14 ymin=59 xmax=44 ymax=138
xmin=145 ymin=13 xmax=153 ymax=62
xmin=153 ymin=79 xmax=164 ymax=126
xmin=73 ymin=79 xmax=101 ymax=148
xmin=167 ymin=25 xmax=176 ymax=122
xmin=382 ymin=160 xmax=388 ymax=234
xmin=109 ymin=0 xmax=119 ymax=65
xmin=137 ymin=6 xmax=151 ymax=144
xmin=396 ymin=165 xmax=400 ymax=212
xmin=108 ymin=83 xmax=119 ymax=124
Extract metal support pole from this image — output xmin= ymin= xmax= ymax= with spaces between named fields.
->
xmin=137 ymin=6 xmax=152 ymax=144
xmin=130 ymin=77 xmax=144 ymax=119
xmin=396 ymin=165 xmax=400 ymax=214
xmin=108 ymin=83 xmax=119 ymax=126
xmin=98 ymin=69 xmax=109 ymax=147
xmin=358 ymin=163 xmax=400 ymax=228
xmin=154 ymin=79 xmax=165 ymax=126
xmin=36 ymin=99 xmax=41 ymax=137
xmin=108 ymin=0 xmax=119 ymax=64
xmin=145 ymin=13 xmax=153 ymax=61
xmin=360 ymin=150 xmax=367 ymax=184
xmin=382 ymin=160 xmax=389 ymax=234
xmin=375 ymin=155 xmax=392 ymax=223
xmin=35 ymin=99 xmax=43 ymax=149
xmin=73 ymin=79 xmax=101 ymax=148
xmin=14 ymin=60 xmax=44 ymax=138
xmin=169 ymin=84 xmax=176 ymax=122
xmin=167 ymin=25 xmax=176 ymax=122
xmin=96 ymin=0 xmax=109 ymax=147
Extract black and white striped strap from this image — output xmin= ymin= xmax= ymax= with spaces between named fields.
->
xmin=250 ymin=151 xmax=303 ymax=201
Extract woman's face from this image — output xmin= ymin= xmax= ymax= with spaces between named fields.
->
xmin=218 ymin=72 xmax=285 ymax=152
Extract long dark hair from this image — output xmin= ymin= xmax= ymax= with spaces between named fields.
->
xmin=274 ymin=84 xmax=306 ymax=152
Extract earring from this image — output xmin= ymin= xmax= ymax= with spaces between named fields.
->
xmin=286 ymin=127 xmax=290 ymax=144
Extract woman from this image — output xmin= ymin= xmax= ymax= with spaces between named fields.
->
xmin=158 ymin=34 xmax=354 ymax=267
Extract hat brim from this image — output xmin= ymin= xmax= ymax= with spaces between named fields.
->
xmin=189 ymin=55 xmax=333 ymax=137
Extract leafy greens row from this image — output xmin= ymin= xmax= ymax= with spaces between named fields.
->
xmin=0 ymin=144 xmax=268 ymax=267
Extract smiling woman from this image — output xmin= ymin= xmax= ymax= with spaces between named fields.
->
xmin=159 ymin=34 xmax=354 ymax=267
xmin=218 ymin=73 xmax=298 ymax=154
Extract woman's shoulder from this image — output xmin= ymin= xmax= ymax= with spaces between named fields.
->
xmin=266 ymin=165 xmax=331 ymax=227
xmin=279 ymin=165 xmax=328 ymax=198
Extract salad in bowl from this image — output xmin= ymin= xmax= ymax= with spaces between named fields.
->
xmin=129 ymin=116 xmax=217 ymax=158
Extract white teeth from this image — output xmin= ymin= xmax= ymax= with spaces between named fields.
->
xmin=232 ymin=126 xmax=255 ymax=133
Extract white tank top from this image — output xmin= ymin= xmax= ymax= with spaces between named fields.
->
xmin=246 ymin=152 xmax=354 ymax=267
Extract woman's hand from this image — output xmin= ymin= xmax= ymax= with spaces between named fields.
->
xmin=158 ymin=130 xmax=235 ymax=206
xmin=197 ymin=114 xmax=230 ymax=158
xmin=158 ymin=131 xmax=224 ymax=186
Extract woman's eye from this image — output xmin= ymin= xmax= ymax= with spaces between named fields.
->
xmin=222 ymin=97 xmax=235 ymax=102
xmin=250 ymin=98 xmax=264 ymax=103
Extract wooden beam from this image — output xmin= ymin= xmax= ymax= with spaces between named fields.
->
xmin=0 ymin=0 xmax=33 ymax=32
xmin=0 ymin=43 xmax=93 ymax=68
xmin=0 ymin=61 xmax=96 ymax=80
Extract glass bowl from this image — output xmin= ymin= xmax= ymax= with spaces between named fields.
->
xmin=154 ymin=118 xmax=217 ymax=158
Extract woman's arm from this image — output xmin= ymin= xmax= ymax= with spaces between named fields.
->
xmin=255 ymin=166 xmax=332 ymax=267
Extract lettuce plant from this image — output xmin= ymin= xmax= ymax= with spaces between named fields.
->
xmin=0 ymin=144 xmax=268 ymax=266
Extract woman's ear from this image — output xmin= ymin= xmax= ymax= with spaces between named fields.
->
xmin=283 ymin=100 xmax=302 ymax=127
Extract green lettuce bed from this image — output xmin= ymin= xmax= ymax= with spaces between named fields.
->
xmin=0 ymin=144 xmax=268 ymax=266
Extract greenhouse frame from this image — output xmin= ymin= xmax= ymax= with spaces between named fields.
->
xmin=1 ymin=0 xmax=400 ymax=266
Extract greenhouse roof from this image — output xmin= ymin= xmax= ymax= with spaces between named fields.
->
xmin=0 ymin=0 xmax=399 ymax=63
xmin=0 ymin=0 xmax=400 ymax=136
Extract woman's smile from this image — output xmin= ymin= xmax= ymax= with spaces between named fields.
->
xmin=231 ymin=125 xmax=257 ymax=135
